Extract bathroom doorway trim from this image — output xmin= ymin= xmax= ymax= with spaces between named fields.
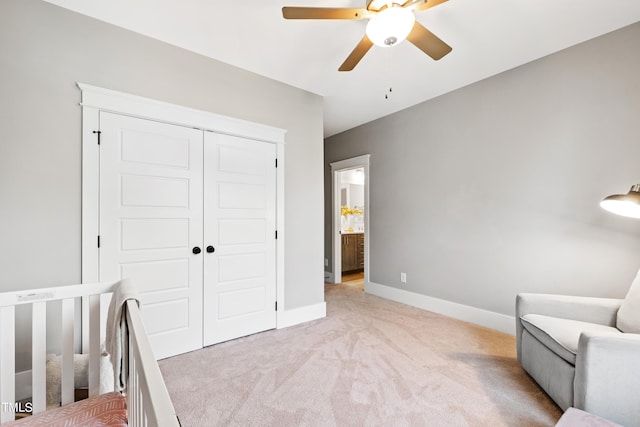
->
xmin=330 ymin=154 xmax=370 ymax=287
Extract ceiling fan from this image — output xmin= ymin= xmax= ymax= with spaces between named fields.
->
xmin=282 ymin=0 xmax=452 ymax=72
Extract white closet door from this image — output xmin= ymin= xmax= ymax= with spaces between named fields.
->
xmin=203 ymin=132 xmax=277 ymax=346
xmin=99 ymin=112 xmax=203 ymax=359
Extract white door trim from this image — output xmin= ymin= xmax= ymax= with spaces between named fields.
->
xmin=330 ymin=155 xmax=370 ymax=287
xmin=79 ymin=83 xmax=287 ymax=345
xmin=77 ymin=83 xmax=286 ymax=144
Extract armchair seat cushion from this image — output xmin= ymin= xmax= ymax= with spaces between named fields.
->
xmin=521 ymin=314 xmax=622 ymax=365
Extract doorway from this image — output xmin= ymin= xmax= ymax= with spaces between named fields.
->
xmin=330 ymin=155 xmax=370 ymax=289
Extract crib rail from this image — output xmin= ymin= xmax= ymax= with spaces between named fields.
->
xmin=0 ymin=281 xmax=118 ymax=423
xmin=126 ymin=299 xmax=180 ymax=427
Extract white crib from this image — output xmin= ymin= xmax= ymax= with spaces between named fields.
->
xmin=0 ymin=281 xmax=179 ymax=426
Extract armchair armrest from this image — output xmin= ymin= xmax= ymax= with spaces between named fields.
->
xmin=574 ymin=332 xmax=640 ymax=426
xmin=515 ymin=293 xmax=622 ymax=361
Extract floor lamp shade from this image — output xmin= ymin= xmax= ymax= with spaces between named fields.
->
xmin=600 ymin=184 xmax=640 ymax=219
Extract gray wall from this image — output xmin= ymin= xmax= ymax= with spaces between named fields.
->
xmin=325 ymin=22 xmax=640 ymax=317
xmin=1 ymin=0 xmax=324 ymax=368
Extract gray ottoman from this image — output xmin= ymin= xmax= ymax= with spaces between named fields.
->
xmin=555 ymin=408 xmax=623 ymax=427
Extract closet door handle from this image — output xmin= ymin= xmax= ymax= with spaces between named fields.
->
xmin=192 ymin=246 xmax=202 ymax=254
xmin=206 ymin=246 xmax=215 ymax=253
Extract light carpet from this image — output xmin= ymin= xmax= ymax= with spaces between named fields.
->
xmin=159 ymin=284 xmax=562 ymax=426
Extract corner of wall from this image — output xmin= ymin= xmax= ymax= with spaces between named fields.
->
xmin=277 ymin=301 xmax=326 ymax=329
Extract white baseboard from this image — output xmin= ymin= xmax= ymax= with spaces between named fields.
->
xmin=366 ymin=281 xmax=516 ymax=335
xmin=277 ymin=301 xmax=326 ymax=329
xmin=324 ymin=271 xmax=334 ymax=283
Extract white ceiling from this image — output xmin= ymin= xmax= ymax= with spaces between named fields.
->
xmin=44 ymin=0 xmax=640 ymax=137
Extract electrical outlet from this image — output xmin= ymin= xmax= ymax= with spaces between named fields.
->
xmin=324 ymin=258 xmax=329 ymax=267
xmin=400 ymin=272 xmax=407 ymax=283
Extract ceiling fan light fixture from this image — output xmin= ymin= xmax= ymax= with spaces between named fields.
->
xmin=600 ymin=184 xmax=640 ymax=219
xmin=366 ymin=6 xmax=415 ymax=47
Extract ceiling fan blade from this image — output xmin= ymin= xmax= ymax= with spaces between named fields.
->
xmin=339 ymin=35 xmax=374 ymax=72
xmin=413 ymin=0 xmax=449 ymax=12
xmin=282 ymin=7 xmax=369 ymax=20
xmin=406 ymin=21 xmax=452 ymax=60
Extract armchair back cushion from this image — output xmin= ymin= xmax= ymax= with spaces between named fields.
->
xmin=617 ymin=269 xmax=640 ymax=333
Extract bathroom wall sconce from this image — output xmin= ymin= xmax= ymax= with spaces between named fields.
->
xmin=600 ymin=184 xmax=640 ymax=219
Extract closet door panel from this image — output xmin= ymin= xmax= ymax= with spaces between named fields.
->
xmin=203 ymin=132 xmax=277 ymax=346
xmin=99 ymin=112 xmax=203 ymax=359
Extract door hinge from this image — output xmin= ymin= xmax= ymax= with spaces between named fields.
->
xmin=275 ymin=301 xmax=278 ymax=311
xmin=97 ymin=235 xmax=100 ymax=248
xmin=275 ymin=230 xmax=278 ymax=239
xmin=92 ymin=130 xmax=101 ymax=145
xmin=275 ymin=158 xmax=278 ymax=168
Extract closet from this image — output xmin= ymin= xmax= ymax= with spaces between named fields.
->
xmin=81 ymin=84 xmax=284 ymax=359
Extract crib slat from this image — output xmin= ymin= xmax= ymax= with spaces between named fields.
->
xmin=88 ymin=294 xmax=101 ymax=397
xmin=132 ymin=357 xmax=140 ymax=426
xmin=131 ymin=355 xmax=136 ymax=425
xmin=137 ymin=368 xmax=143 ymax=427
xmin=61 ymin=298 xmax=75 ymax=406
xmin=0 ymin=306 xmax=16 ymax=423
xmin=32 ymin=302 xmax=47 ymax=414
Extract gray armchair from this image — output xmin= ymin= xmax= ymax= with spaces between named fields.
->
xmin=516 ymin=286 xmax=640 ymax=427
